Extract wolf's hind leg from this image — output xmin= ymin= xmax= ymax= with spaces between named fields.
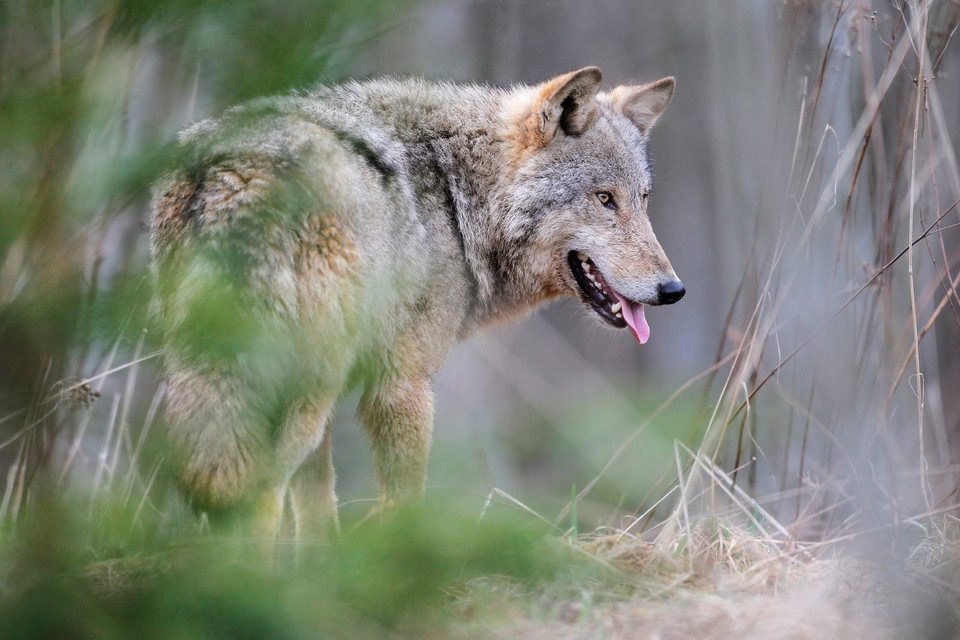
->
xmin=288 ymin=427 xmax=339 ymax=541
xmin=358 ymin=377 xmax=434 ymax=504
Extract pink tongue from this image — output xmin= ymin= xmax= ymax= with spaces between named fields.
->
xmin=613 ymin=291 xmax=650 ymax=344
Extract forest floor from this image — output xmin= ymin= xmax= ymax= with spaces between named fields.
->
xmin=34 ymin=507 xmax=953 ymax=640
xmin=448 ymin=524 xmax=958 ymax=639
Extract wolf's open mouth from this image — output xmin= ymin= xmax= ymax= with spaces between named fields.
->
xmin=567 ymin=251 xmax=651 ymax=344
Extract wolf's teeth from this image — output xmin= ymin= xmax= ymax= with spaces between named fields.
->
xmin=582 ymin=262 xmax=591 ymax=273
xmin=577 ymin=251 xmax=588 ymax=262
xmin=586 ymin=273 xmax=596 ymax=283
xmin=610 ymin=301 xmax=621 ymax=313
xmin=616 ymin=312 xmax=623 ymax=319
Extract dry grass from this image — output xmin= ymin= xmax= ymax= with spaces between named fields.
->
xmin=451 ymin=511 xmax=960 ymax=639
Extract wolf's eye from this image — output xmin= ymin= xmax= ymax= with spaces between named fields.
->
xmin=597 ymin=192 xmax=616 ymax=209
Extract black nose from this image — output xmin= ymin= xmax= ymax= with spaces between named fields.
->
xmin=657 ymin=280 xmax=685 ymax=305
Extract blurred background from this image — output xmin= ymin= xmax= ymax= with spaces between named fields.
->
xmin=1 ymin=0 xmax=959 ymax=554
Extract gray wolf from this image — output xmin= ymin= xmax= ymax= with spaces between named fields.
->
xmin=150 ymin=67 xmax=684 ymax=540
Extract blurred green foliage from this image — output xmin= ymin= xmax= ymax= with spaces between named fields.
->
xmin=0 ymin=493 xmax=591 ymax=639
xmin=0 ymin=0 xmax=398 ymax=411
xmin=473 ymin=387 xmax=705 ymax=525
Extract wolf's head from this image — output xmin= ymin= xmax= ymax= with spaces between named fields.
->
xmin=503 ymin=67 xmax=683 ymax=344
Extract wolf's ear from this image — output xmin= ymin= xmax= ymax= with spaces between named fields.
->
xmin=536 ymin=67 xmax=602 ymax=140
xmin=606 ymin=77 xmax=675 ymax=137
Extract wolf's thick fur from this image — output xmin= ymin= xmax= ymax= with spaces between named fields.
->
xmin=151 ymin=68 xmax=683 ymax=539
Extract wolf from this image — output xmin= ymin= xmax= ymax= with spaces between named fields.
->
xmin=150 ymin=67 xmax=685 ymax=540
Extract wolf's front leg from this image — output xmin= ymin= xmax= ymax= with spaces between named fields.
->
xmin=358 ymin=378 xmax=434 ymax=504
